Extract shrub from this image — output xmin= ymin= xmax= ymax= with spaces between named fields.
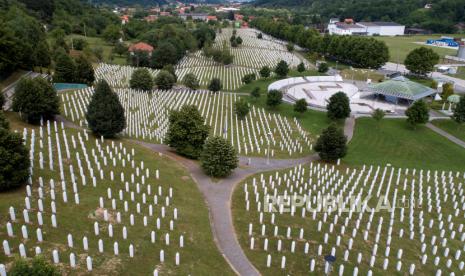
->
xmin=315 ymin=124 xmax=347 ymax=162
xmin=235 ymin=98 xmax=250 ymax=120
xmin=326 ymin=92 xmax=351 ymax=120
xmin=259 ymin=66 xmax=271 ymax=78
xmin=318 ymin=62 xmax=329 ymax=73
xmin=405 ymin=100 xmax=429 ymax=128
xmin=73 ymin=38 xmax=87 ymax=51
xmin=166 ymin=105 xmax=210 ymax=159
xmin=257 ymin=33 xmax=263 ymax=39
xmin=274 ymin=60 xmax=289 ymax=78
xmin=266 ymin=89 xmax=283 ymax=108
xmin=9 ymin=257 xmax=60 ymax=276
xmin=442 ymin=83 xmax=454 ymax=100
xmin=200 ymin=136 xmax=238 ymax=177
xmin=286 ymin=43 xmax=294 ymax=52
xmin=12 ymin=78 xmax=60 ymax=124
xmin=241 ymin=73 xmax=256 ymax=84
xmin=86 ymin=80 xmax=126 ymax=137
xmin=372 ymin=108 xmax=385 ymax=122
xmin=183 ymin=73 xmax=200 ymax=90
xmin=0 ymin=92 xmax=4 ymax=110
xmin=297 ymin=62 xmax=305 ymax=73
xmin=294 ymin=99 xmax=307 ymax=114
xmin=208 ymin=78 xmax=222 ymax=92
xmin=130 ymin=68 xmax=154 ymax=91
xmin=251 ymin=87 xmax=260 ymax=100
xmin=155 ymin=70 xmax=176 ymax=90
xmin=453 ymin=96 xmax=465 ymax=123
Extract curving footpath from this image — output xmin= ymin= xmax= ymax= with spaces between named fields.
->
xmin=56 ymin=114 xmax=355 ymax=275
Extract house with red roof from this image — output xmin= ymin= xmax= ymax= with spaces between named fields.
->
xmin=129 ymin=42 xmax=154 ymax=56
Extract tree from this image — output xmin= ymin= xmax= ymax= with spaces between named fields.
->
xmin=9 ymin=256 xmax=60 ymax=276
xmin=257 ymin=33 xmax=263 ymax=39
xmin=200 ymin=136 xmax=238 ymax=177
xmin=294 ymin=99 xmax=307 ymax=114
xmin=274 ymin=60 xmax=289 ymax=78
xmin=73 ymin=38 xmax=87 ymax=51
xmin=259 ymin=66 xmax=271 ymax=78
xmin=0 ymin=124 xmax=30 ymax=191
xmin=405 ymin=100 xmax=429 ymax=128
xmin=235 ymin=98 xmax=250 ymax=120
xmin=114 ymin=42 xmax=128 ymax=56
xmin=12 ymin=78 xmax=60 ymax=124
xmin=318 ymin=62 xmax=329 ymax=73
xmin=453 ymin=96 xmax=465 ymax=123
xmin=183 ymin=73 xmax=200 ymax=90
xmin=266 ymin=89 xmax=283 ymax=108
xmin=242 ymin=73 xmax=256 ymax=84
xmin=297 ymin=62 xmax=306 ymax=73
xmin=315 ymin=124 xmax=347 ymax=162
xmin=327 ymin=92 xmax=351 ymax=120
xmin=166 ymin=105 xmax=210 ymax=159
xmin=251 ymin=87 xmax=260 ymax=100
xmin=155 ymin=70 xmax=176 ymax=90
xmin=162 ymin=64 xmax=178 ymax=82
xmin=208 ymin=78 xmax=222 ymax=93
xmin=86 ymin=80 xmax=126 ymax=138
xmin=74 ymin=55 xmax=95 ymax=85
xmin=0 ymin=92 xmax=4 ymax=110
xmin=103 ymin=24 xmax=120 ymax=44
xmin=287 ymin=43 xmax=294 ymax=51
xmin=372 ymin=108 xmax=385 ymax=123
xmin=0 ymin=112 xmax=8 ymax=129
xmin=151 ymin=41 xmax=180 ymax=69
xmin=130 ymin=68 xmax=153 ymax=91
xmin=53 ymin=52 xmax=75 ymax=83
xmin=442 ymin=83 xmax=454 ymax=100
xmin=236 ymin=36 xmax=243 ymax=45
xmin=405 ymin=47 xmax=440 ymax=75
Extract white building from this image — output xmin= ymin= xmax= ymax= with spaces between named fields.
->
xmin=328 ymin=21 xmax=405 ymax=36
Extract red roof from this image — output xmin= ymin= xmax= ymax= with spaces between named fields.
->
xmin=129 ymin=42 xmax=154 ymax=52
xmin=207 ymin=15 xmax=217 ymax=21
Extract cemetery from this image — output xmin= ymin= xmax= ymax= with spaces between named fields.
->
xmin=0 ymin=113 xmax=232 ymax=275
xmin=60 ymin=88 xmax=314 ymax=158
xmin=233 ymin=162 xmax=465 ymax=275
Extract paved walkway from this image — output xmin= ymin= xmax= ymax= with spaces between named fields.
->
xmin=426 ymin=122 xmax=465 ymax=149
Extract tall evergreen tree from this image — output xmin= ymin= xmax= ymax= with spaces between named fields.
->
xmin=130 ymin=68 xmax=153 ymax=91
xmin=452 ymin=96 xmax=465 ymax=124
xmin=200 ymin=136 xmax=238 ymax=177
xmin=86 ymin=80 xmax=126 ymax=138
xmin=315 ymin=124 xmax=347 ymax=162
xmin=54 ymin=52 xmax=75 ymax=83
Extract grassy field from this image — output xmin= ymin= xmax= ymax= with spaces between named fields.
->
xmin=344 ymin=117 xmax=465 ymax=170
xmin=374 ymin=34 xmax=464 ymax=63
xmin=0 ymin=112 xmax=233 ymax=275
xmin=232 ymin=163 xmax=464 ymax=275
xmin=431 ymin=119 xmax=465 ymax=142
xmin=66 ymin=35 xmax=127 ymax=65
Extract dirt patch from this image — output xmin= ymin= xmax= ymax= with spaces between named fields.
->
xmin=100 ymin=257 xmax=122 ymax=274
xmin=181 ymin=176 xmax=190 ymax=181
xmin=89 ymin=208 xmax=116 ymax=224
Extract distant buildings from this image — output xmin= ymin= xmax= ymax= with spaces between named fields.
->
xmin=328 ymin=19 xmax=405 ymax=36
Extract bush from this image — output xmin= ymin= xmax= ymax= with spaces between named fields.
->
xmin=442 ymin=83 xmax=454 ymax=100
xmin=241 ymin=73 xmax=256 ymax=84
xmin=86 ymin=80 xmax=126 ymax=138
xmin=294 ymin=99 xmax=307 ymax=114
xmin=0 ymin=92 xmax=4 ymax=110
xmin=0 ymin=126 xmax=30 ymax=191
xmin=9 ymin=256 xmax=60 ymax=276
xmin=183 ymin=73 xmax=200 ymax=90
xmin=0 ymin=112 xmax=9 ymax=129
xmin=372 ymin=108 xmax=385 ymax=122
xmin=453 ymin=96 xmax=465 ymax=123
xmin=318 ymin=62 xmax=329 ymax=73
xmin=257 ymin=33 xmax=263 ymax=39
xmin=297 ymin=62 xmax=305 ymax=73
xmin=251 ymin=87 xmax=260 ymax=100
xmin=405 ymin=100 xmax=429 ymax=128
xmin=130 ymin=68 xmax=154 ymax=91
xmin=286 ymin=43 xmax=294 ymax=52
xmin=326 ymin=92 xmax=351 ymax=120
xmin=73 ymin=38 xmax=87 ymax=51
xmin=200 ymin=136 xmax=238 ymax=177
xmin=235 ymin=98 xmax=250 ymax=120
xmin=208 ymin=78 xmax=222 ymax=92
xmin=166 ymin=105 xmax=210 ymax=159
xmin=259 ymin=66 xmax=271 ymax=78
xmin=315 ymin=124 xmax=347 ymax=162
xmin=155 ymin=70 xmax=176 ymax=90
xmin=12 ymin=78 xmax=60 ymax=124
xmin=274 ymin=60 xmax=289 ymax=78
xmin=266 ymin=89 xmax=283 ymax=108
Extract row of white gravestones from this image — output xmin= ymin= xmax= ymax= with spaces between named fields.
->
xmin=242 ymin=162 xmax=465 ymax=273
xmin=3 ymin=122 xmax=186 ymax=273
xmin=61 ymin=87 xmax=312 ymax=157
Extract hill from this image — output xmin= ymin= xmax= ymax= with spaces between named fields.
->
xmin=252 ymin=0 xmax=465 ymax=33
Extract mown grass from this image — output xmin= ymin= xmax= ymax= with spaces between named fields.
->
xmin=0 ymin=112 xmax=233 ymax=275
xmin=66 ymin=35 xmax=127 ymax=66
xmin=344 ymin=117 xmax=465 ymax=171
xmin=431 ymin=119 xmax=465 ymax=142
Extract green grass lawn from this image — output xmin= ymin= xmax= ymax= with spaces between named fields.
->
xmin=1 ymin=112 xmax=233 ymax=275
xmin=374 ymin=34 xmax=464 ymax=63
xmin=431 ymin=119 xmax=465 ymax=142
xmin=66 ymin=35 xmax=127 ymax=66
xmin=344 ymin=117 xmax=465 ymax=170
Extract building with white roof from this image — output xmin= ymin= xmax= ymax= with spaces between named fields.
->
xmin=328 ymin=21 xmax=405 ymax=36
